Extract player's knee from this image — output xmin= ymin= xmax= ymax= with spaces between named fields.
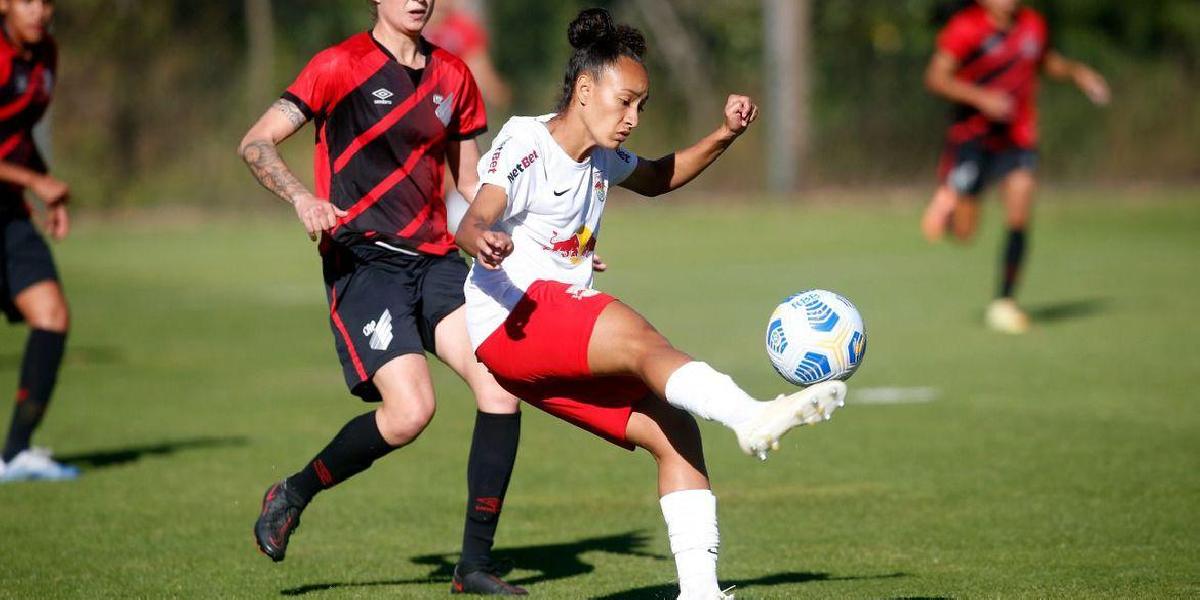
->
xmin=26 ymin=300 xmax=69 ymax=333
xmin=376 ymin=395 xmax=436 ymax=443
xmin=474 ymin=388 xmax=520 ymax=414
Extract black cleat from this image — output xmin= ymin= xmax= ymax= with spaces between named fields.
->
xmin=254 ymin=481 xmax=306 ymax=562
xmin=450 ymin=562 xmax=528 ymax=595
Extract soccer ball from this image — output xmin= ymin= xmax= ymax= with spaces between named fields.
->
xmin=765 ymin=289 xmax=866 ymax=386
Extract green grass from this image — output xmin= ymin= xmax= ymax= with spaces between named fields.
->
xmin=1 ymin=188 xmax=1197 ymax=598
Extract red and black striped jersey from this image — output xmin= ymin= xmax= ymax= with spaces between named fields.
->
xmin=937 ymin=5 xmax=1048 ymax=149
xmin=284 ymin=32 xmax=487 ymax=255
xmin=0 ymin=30 xmax=55 ymax=214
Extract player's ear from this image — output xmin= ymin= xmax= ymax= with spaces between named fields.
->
xmin=576 ymin=73 xmax=592 ymax=108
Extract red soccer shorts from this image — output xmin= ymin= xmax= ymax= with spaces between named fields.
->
xmin=476 ymin=280 xmax=650 ymax=450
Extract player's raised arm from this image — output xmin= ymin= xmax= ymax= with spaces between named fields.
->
xmin=1042 ymin=50 xmax=1111 ymax=106
xmin=238 ymin=99 xmax=346 ymax=241
xmin=620 ymin=95 xmax=758 ymax=197
xmin=455 ymin=184 xmax=512 ymax=270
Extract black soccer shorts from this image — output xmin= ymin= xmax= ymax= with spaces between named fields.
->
xmin=1 ymin=216 xmax=60 ymax=324
xmin=322 ymin=242 xmax=469 ymax=401
xmin=940 ymin=140 xmax=1039 ymax=198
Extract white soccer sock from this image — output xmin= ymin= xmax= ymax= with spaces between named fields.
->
xmin=663 ymin=361 xmax=763 ymax=431
xmin=660 ymin=489 xmax=721 ymax=599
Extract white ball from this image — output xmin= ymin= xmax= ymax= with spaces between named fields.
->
xmin=765 ymin=289 xmax=867 ymax=386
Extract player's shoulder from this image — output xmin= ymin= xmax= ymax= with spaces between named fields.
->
xmin=308 ymin=32 xmax=375 ymax=71
xmin=944 ymin=4 xmax=989 ymax=34
xmin=1015 ymin=6 xmax=1048 ymax=32
xmin=427 ymin=41 xmax=471 ymax=75
xmin=494 ymin=114 xmax=550 ymax=149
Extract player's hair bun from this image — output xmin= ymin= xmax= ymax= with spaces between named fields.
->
xmin=566 ymin=8 xmax=646 ymax=58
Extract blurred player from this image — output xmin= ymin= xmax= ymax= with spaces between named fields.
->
xmin=0 ymin=0 xmax=78 ymax=483
xmin=239 ymin=0 xmax=525 ymax=593
xmin=456 ymin=9 xmax=846 ymax=599
xmin=921 ymin=0 xmax=1110 ymax=333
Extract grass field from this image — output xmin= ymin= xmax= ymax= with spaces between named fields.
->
xmin=1 ymin=188 xmax=1197 ymax=598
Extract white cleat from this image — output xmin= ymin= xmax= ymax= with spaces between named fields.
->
xmin=736 ymin=381 xmax=847 ymax=460
xmin=0 ymin=447 xmax=80 ymax=482
xmin=986 ymin=298 xmax=1030 ymax=334
xmin=677 ymin=586 xmax=735 ymax=600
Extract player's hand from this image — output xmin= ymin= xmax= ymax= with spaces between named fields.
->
xmin=592 ymin=253 xmax=608 ymax=272
xmin=475 ymin=230 xmax=512 ymax=270
xmin=975 ymin=90 xmax=1014 ymax=121
xmin=722 ymin=95 xmax=759 ymax=137
xmin=44 ymin=202 xmax=69 ymax=241
xmin=30 ymin=174 xmax=69 ymax=207
xmin=1074 ymin=66 xmax=1110 ymax=106
xmin=293 ymin=194 xmax=347 ymax=242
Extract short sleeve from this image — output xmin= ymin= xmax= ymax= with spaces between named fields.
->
xmin=283 ymin=49 xmax=339 ymax=120
xmin=477 ymin=129 xmax=540 ymax=219
xmin=606 ymin=147 xmax=639 ymax=186
xmin=450 ymin=68 xmax=488 ymax=140
xmin=936 ymin=13 xmax=980 ymax=62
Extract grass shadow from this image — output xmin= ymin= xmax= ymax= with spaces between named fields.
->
xmin=280 ymin=530 xmax=663 ymax=596
xmin=1026 ymin=298 xmax=1109 ymax=325
xmin=54 ymin=436 xmax=247 ymax=469
xmin=594 ymin=571 xmax=908 ymax=599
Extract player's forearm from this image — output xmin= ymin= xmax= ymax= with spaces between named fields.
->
xmin=0 ymin=160 xmax=42 ymax=189
xmin=239 ymin=138 xmax=312 ymax=205
xmin=646 ymin=125 xmax=738 ymax=196
xmin=926 ymin=70 xmax=990 ymax=108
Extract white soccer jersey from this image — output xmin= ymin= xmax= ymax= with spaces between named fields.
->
xmin=465 ymin=114 xmax=639 ymax=348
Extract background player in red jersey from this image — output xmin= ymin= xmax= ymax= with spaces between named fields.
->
xmin=239 ymin=0 xmax=525 ymax=593
xmin=920 ymin=0 xmax=1110 ymax=333
xmin=0 ymin=0 xmax=78 ymax=483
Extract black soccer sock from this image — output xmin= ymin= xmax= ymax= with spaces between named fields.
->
xmin=2 ymin=329 xmax=67 ymax=463
xmin=998 ymin=228 xmax=1027 ymax=299
xmin=285 ymin=410 xmax=396 ymax=504
xmin=459 ymin=411 xmax=521 ymax=572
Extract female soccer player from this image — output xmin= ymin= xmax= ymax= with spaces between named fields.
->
xmin=0 ymin=0 xmax=78 ymax=483
xmin=920 ymin=0 xmax=1110 ymax=333
xmin=456 ymin=9 xmax=847 ymax=599
xmin=239 ymin=0 xmax=524 ymax=593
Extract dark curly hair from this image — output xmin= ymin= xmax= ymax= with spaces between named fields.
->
xmin=556 ymin=8 xmax=648 ymax=113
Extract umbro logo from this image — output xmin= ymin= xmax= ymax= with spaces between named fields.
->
xmin=363 ymin=309 xmax=394 ymax=351
xmin=372 ymin=88 xmax=394 ymax=105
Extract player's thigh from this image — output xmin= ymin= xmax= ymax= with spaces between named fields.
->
xmin=587 ymin=300 xmax=688 ymax=379
xmin=372 ymin=353 xmax=438 ymax=440
xmin=1001 ymin=168 xmax=1037 ymax=228
xmin=434 ymin=305 xmax=519 ymax=414
xmin=13 ymin=280 xmax=68 ymax=332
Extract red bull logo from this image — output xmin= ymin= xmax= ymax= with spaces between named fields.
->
xmin=544 ymin=225 xmax=596 ymax=265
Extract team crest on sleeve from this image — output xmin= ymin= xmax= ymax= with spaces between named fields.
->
xmin=592 ymin=168 xmax=608 ymax=203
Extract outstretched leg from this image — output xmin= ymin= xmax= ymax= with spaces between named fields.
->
xmin=986 ymin=168 xmax=1036 ymax=334
xmin=588 ymin=301 xmax=844 ymax=460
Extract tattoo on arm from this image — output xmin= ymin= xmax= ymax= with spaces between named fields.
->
xmin=241 ymin=140 xmax=309 ymax=204
xmin=273 ymin=98 xmax=308 ymax=129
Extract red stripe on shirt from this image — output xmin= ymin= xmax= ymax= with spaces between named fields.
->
xmin=0 ymin=132 xmax=22 ymax=159
xmin=331 ymin=133 xmax=443 ymax=234
xmin=0 ymin=64 xmax=42 ymax=120
xmin=332 ymin=76 xmax=441 ymax=174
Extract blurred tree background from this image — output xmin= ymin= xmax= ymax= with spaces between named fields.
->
xmin=47 ymin=0 xmax=1199 ymax=207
